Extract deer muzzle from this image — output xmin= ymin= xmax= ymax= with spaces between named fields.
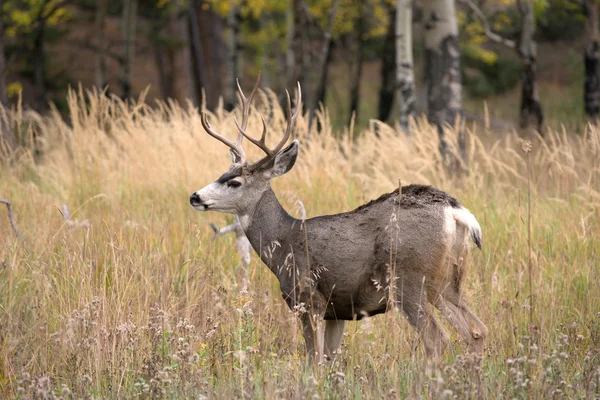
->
xmin=189 ymin=192 xmax=208 ymax=211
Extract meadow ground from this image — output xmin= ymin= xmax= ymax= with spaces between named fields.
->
xmin=0 ymin=89 xmax=599 ymax=399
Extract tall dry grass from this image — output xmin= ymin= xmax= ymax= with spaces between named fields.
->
xmin=0 ymin=88 xmax=599 ymax=399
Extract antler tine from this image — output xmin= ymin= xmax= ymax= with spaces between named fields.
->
xmin=236 ymin=72 xmax=261 ymax=131
xmin=234 ymin=114 xmax=272 ymax=157
xmin=271 ymin=82 xmax=302 ymax=155
xmin=247 ymin=83 xmax=302 ymax=172
xmin=201 ymin=111 xmax=246 ymax=162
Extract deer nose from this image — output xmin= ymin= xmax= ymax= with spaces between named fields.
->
xmin=190 ymin=192 xmax=201 ymax=206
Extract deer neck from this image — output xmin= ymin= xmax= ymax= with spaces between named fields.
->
xmin=239 ymin=188 xmax=299 ymax=271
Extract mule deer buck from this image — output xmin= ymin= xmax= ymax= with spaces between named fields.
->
xmin=190 ymin=77 xmax=488 ymax=364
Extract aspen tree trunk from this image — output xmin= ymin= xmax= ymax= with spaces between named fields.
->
xmin=94 ymin=0 xmax=108 ymax=90
xmin=423 ymin=0 xmax=463 ymax=164
xmin=120 ymin=0 xmax=138 ymax=99
xmin=395 ymin=0 xmax=416 ymax=133
xmin=583 ymin=0 xmax=599 ymax=120
xmin=517 ymin=0 xmax=543 ymax=132
xmin=378 ymin=7 xmax=396 ymax=122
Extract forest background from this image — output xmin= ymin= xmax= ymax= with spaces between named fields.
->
xmin=1 ymin=0 xmax=598 ymax=138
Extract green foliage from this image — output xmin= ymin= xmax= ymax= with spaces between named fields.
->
xmin=537 ymin=0 xmax=585 ymax=41
xmin=458 ymin=5 xmax=520 ymax=98
xmin=309 ymin=0 xmax=393 ymax=39
xmin=462 ymin=45 xmax=522 ymax=97
xmin=2 ymin=0 xmax=72 ymax=37
xmin=205 ymin=0 xmax=287 ymax=19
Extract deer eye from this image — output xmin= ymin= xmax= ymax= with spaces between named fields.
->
xmin=227 ymin=180 xmax=242 ymax=188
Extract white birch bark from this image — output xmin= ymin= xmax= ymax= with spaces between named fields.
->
xmin=423 ymin=0 xmax=463 ymax=162
xmin=395 ymin=0 xmax=415 ymax=133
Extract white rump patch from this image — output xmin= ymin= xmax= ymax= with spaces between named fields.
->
xmin=451 ymin=207 xmax=482 ymax=248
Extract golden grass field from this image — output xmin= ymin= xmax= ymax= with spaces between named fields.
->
xmin=0 ymin=88 xmax=599 ymax=399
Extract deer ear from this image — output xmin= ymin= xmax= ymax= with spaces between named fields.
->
xmin=268 ymin=140 xmax=298 ymax=178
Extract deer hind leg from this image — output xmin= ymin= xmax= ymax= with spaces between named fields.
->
xmin=434 ymin=219 xmax=488 ymax=355
xmin=324 ymin=320 xmax=346 ymax=360
xmin=399 ymin=295 xmax=449 ymax=363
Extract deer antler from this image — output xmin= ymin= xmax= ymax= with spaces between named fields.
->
xmin=242 ymin=82 xmax=302 ymax=172
xmin=200 ymin=112 xmax=246 ymax=163
xmin=202 ymin=73 xmax=302 ymax=171
xmin=201 ymin=73 xmax=263 ymax=163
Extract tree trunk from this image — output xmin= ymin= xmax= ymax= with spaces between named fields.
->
xmin=395 ymin=0 xmax=416 ymax=133
xmin=0 ymin=4 xmax=8 ymax=109
xmin=583 ymin=0 xmax=599 ymax=120
xmin=310 ymin=0 xmax=338 ymax=128
xmin=349 ymin=4 xmax=365 ymax=125
xmin=94 ymin=0 xmax=108 ymax=90
xmin=227 ymin=5 xmax=241 ymax=110
xmin=291 ymin=0 xmax=309 ymax=110
xmin=196 ymin=2 xmax=225 ymax=110
xmin=33 ymin=17 xmax=47 ymax=113
xmin=167 ymin=1 xmax=193 ymax=105
xmin=119 ymin=0 xmax=138 ymax=99
xmin=285 ymin=3 xmax=295 ymax=91
xmin=153 ymin=41 xmax=171 ymax=99
xmin=0 ymin=3 xmax=15 ymax=153
xmin=258 ymin=13 xmax=271 ymax=89
xmin=188 ymin=1 xmax=207 ymax=107
xmin=423 ymin=0 xmax=463 ymax=163
xmin=517 ymin=0 xmax=543 ymax=132
xmin=378 ymin=6 xmax=395 ymax=123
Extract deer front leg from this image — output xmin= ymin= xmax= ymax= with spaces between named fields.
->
xmin=301 ymin=311 xmax=325 ymax=364
xmin=296 ymin=289 xmax=328 ymax=364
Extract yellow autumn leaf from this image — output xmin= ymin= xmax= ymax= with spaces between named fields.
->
xmin=7 ymin=82 xmax=23 ymax=99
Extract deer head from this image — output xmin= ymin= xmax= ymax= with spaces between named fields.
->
xmin=189 ymin=75 xmax=302 ymax=218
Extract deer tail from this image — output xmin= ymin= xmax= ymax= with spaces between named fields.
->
xmin=451 ymin=207 xmax=482 ymax=250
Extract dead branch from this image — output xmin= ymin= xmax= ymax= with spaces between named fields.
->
xmin=209 ymin=217 xmax=252 ymax=270
xmin=460 ymin=0 xmax=516 ymax=48
xmin=0 ymin=199 xmax=21 ymax=238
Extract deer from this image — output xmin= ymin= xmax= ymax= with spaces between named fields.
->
xmin=189 ymin=76 xmax=488 ymax=364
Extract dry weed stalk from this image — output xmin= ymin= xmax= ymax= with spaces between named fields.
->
xmin=0 ymin=199 xmax=20 ymax=238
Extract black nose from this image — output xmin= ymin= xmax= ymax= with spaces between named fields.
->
xmin=190 ymin=193 xmax=201 ymax=205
